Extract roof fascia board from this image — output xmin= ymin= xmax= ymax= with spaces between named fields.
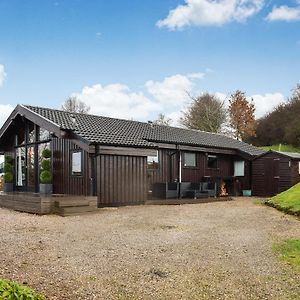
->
xmin=154 ymin=142 xmax=237 ymax=155
xmin=98 ymin=145 xmax=157 ymax=157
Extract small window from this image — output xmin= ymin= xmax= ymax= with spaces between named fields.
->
xmin=147 ymin=151 xmax=159 ymax=170
xmin=71 ymin=151 xmax=82 ymax=176
xmin=183 ymin=152 xmax=196 ymax=167
xmin=298 ymin=162 xmax=300 ymax=175
xmin=207 ymin=155 xmax=218 ymax=169
xmin=234 ymin=161 xmax=245 ymax=177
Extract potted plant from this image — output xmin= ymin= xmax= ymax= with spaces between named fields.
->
xmin=4 ymin=154 xmax=13 ymax=192
xmin=39 ymin=148 xmax=53 ymax=195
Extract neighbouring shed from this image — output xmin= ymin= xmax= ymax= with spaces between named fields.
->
xmin=252 ymin=150 xmax=300 ymax=197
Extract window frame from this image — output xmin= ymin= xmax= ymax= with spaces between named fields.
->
xmin=207 ymin=155 xmax=218 ymax=169
xmin=70 ymin=150 xmax=83 ymax=177
xmin=234 ymin=160 xmax=245 ymax=177
xmin=147 ymin=151 xmax=159 ymax=170
xmin=183 ymin=152 xmax=196 ymax=168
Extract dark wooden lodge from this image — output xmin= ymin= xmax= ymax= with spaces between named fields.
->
xmin=252 ymin=150 xmax=300 ymax=197
xmin=0 ymin=105 xmax=264 ymax=213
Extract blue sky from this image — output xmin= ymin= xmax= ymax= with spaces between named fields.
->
xmin=0 ymin=0 xmax=299 ymax=126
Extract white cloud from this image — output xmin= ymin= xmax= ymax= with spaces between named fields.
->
xmin=145 ymin=73 xmax=203 ymax=106
xmin=0 ymin=65 xmax=6 ymax=87
xmin=157 ymin=0 xmax=265 ymax=29
xmin=72 ymin=72 xmax=205 ymax=123
xmin=250 ymin=92 xmax=286 ymax=118
xmin=0 ymin=104 xmax=14 ymax=128
xmin=72 ymin=83 xmax=161 ymax=120
xmin=266 ymin=1 xmax=300 ymax=22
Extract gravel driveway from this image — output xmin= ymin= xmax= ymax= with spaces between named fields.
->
xmin=1 ymin=198 xmax=300 ymax=299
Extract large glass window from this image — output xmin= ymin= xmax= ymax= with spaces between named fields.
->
xmin=39 ymin=128 xmax=50 ymax=141
xmin=207 ymin=155 xmax=218 ymax=169
xmin=147 ymin=151 xmax=159 ymax=170
xmin=27 ymin=146 xmax=35 ymax=187
xmin=234 ymin=161 xmax=245 ymax=177
xmin=16 ymin=147 xmax=26 ymax=186
xmin=71 ymin=151 xmax=82 ymax=176
xmin=28 ymin=123 xmax=35 ymax=144
xmin=183 ymin=152 xmax=196 ymax=167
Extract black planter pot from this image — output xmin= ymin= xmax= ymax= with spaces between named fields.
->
xmin=39 ymin=183 xmax=53 ymax=195
xmin=4 ymin=183 xmax=13 ymax=193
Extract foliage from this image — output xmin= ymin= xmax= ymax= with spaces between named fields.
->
xmin=260 ymin=144 xmax=300 ymax=153
xmin=266 ymin=182 xmax=300 ymax=215
xmin=62 ymin=96 xmax=90 ymax=114
xmin=40 ymin=148 xmax=52 ymax=185
xmin=40 ymin=159 xmax=51 ymax=171
xmin=4 ymin=154 xmax=13 ymax=183
xmin=4 ymin=163 xmax=12 ymax=173
xmin=41 ymin=149 xmax=51 ymax=159
xmin=4 ymin=172 xmax=13 ymax=183
xmin=153 ymin=113 xmax=172 ymax=126
xmin=180 ymin=93 xmax=227 ymax=133
xmin=40 ymin=170 xmax=52 ymax=184
xmin=0 ymin=278 xmax=45 ymax=300
xmin=4 ymin=155 xmax=13 ymax=164
xmin=254 ymin=83 xmax=300 ymax=147
xmin=273 ymin=239 xmax=300 ymax=270
xmin=228 ymin=90 xmax=256 ymax=141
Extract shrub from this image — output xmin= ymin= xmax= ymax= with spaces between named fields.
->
xmin=40 ymin=170 xmax=52 ymax=184
xmin=4 ymin=155 xmax=13 ymax=164
xmin=42 ymin=149 xmax=51 ymax=159
xmin=40 ymin=148 xmax=52 ymax=186
xmin=0 ymin=278 xmax=45 ymax=300
xmin=4 ymin=154 xmax=13 ymax=184
xmin=41 ymin=159 xmax=51 ymax=171
xmin=4 ymin=163 xmax=12 ymax=173
xmin=4 ymin=172 xmax=13 ymax=183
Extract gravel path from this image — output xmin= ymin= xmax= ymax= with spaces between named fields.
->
xmin=0 ymin=198 xmax=300 ymax=299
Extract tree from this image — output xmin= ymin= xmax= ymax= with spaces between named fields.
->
xmin=61 ymin=96 xmax=90 ymax=114
xmin=153 ymin=113 xmax=172 ymax=126
xmin=228 ymin=90 xmax=256 ymax=141
xmin=180 ymin=93 xmax=227 ymax=133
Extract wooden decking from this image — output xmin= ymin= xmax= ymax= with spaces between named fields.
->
xmin=0 ymin=192 xmax=97 ymax=216
xmin=145 ymin=196 xmax=232 ymax=205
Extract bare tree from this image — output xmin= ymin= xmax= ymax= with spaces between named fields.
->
xmin=62 ymin=96 xmax=90 ymax=114
xmin=153 ymin=113 xmax=172 ymax=126
xmin=180 ymin=93 xmax=227 ymax=133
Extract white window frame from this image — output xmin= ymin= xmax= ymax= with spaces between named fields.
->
xmin=234 ymin=160 xmax=245 ymax=177
xmin=71 ymin=150 xmax=82 ymax=176
xmin=183 ymin=152 xmax=196 ymax=167
xmin=147 ymin=151 xmax=159 ymax=170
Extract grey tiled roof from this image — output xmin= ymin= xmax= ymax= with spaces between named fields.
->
xmin=24 ymin=105 xmax=264 ymax=156
xmin=272 ymin=151 xmax=300 ymax=159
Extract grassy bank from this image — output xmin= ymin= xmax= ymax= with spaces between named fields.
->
xmin=266 ymin=183 xmax=300 ymax=216
xmin=273 ymin=239 xmax=300 ymax=271
xmin=260 ymin=144 xmax=300 ymax=153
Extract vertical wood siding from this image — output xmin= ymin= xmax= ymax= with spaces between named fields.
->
xmin=147 ymin=149 xmax=251 ymax=192
xmin=52 ymin=137 xmax=91 ymax=195
xmin=252 ymin=152 xmax=294 ymax=196
xmin=97 ymin=154 xmax=147 ymax=206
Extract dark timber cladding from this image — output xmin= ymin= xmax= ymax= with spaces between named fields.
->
xmin=52 ymin=137 xmax=91 ymax=195
xmin=0 ymin=105 xmax=265 ymax=208
xmin=252 ymin=151 xmax=300 ymax=197
xmin=97 ymin=154 xmax=147 ymax=206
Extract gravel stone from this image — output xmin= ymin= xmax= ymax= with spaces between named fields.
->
xmin=0 ymin=198 xmax=300 ymax=299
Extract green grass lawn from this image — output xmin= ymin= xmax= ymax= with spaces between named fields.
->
xmin=266 ymin=182 xmax=300 ymax=215
xmin=260 ymin=144 xmax=300 ymax=153
xmin=273 ymin=239 xmax=300 ymax=270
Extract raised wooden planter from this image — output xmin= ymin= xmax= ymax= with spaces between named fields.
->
xmin=0 ymin=192 xmax=97 ymax=216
